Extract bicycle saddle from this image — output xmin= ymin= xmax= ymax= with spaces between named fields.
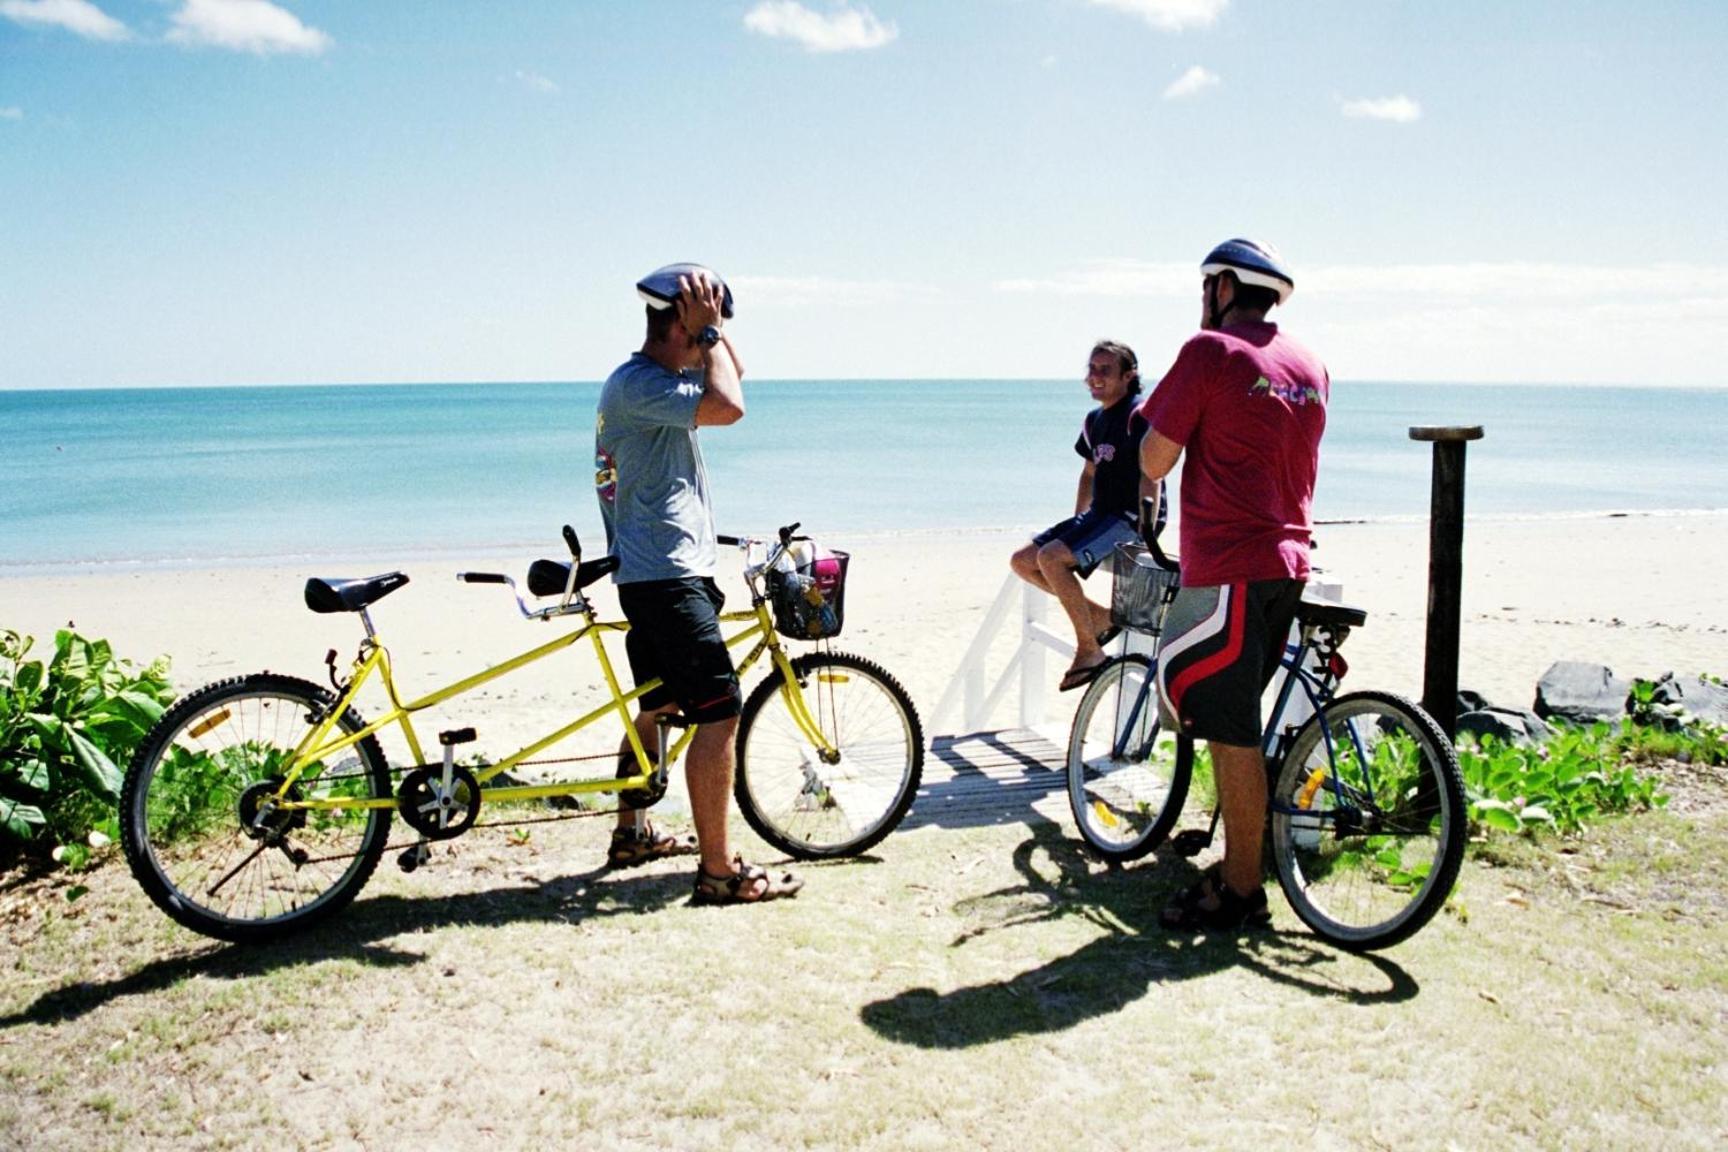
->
xmin=1295 ymin=597 xmax=1367 ymax=629
xmin=304 ymin=572 xmax=411 ymax=614
xmin=527 ymin=556 xmax=620 ymax=598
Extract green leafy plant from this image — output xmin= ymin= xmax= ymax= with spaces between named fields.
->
xmin=1457 ymin=721 xmax=1670 ymax=838
xmin=1 ymin=628 xmax=176 ymax=860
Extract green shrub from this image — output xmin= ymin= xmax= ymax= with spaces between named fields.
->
xmin=1457 ymin=719 xmax=1673 ymax=838
xmin=1 ymin=628 xmax=175 ymax=862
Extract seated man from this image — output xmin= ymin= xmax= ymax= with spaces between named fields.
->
xmin=1011 ymin=340 xmax=1165 ymax=693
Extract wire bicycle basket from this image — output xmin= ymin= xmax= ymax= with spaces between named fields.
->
xmin=1110 ymin=543 xmax=1179 ymax=636
xmin=766 ymin=547 xmax=849 ymax=640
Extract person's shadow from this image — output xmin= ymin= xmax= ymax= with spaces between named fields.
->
xmin=860 ymin=824 xmax=1419 ymax=1049
xmin=0 ymin=860 xmax=697 ymax=1030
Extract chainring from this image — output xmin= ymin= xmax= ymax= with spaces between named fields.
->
xmin=398 ymin=764 xmax=482 ymax=840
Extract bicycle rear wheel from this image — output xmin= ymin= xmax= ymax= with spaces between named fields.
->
xmin=1270 ymin=690 xmax=1465 ymax=951
xmin=120 ymin=673 xmax=393 ymax=943
xmin=1065 ymin=654 xmax=1192 ymax=862
xmin=734 ymin=651 xmax=923 ymax=859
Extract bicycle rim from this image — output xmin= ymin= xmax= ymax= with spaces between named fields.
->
xmin=1066 ymin=655 xmax=1190 ymax=862
xmin=735 ymin=651 xmax=924 ymax=858
xmin=121 ymin=674 xmax=392 ymax=943
xmin=1271 ymin=690 xmax=1466 ymax=951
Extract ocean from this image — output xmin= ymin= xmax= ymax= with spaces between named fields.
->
xmin=2 ymin=380 xmax=1725 ymax=572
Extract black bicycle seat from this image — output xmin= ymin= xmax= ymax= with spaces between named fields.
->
xmin=1295 ymin=597 xmax=1367 ymax=629
xmin=304 ymin=572 xmax=410 ymax=614
xmin=526 ymin=555 xmax=620 ymax=598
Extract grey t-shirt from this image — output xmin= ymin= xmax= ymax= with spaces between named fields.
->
xmin=594 ymin=352 xmax=718 ymax=583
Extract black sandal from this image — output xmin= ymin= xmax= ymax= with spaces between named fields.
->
xmin=606 ymin=822 xmax=699 ymax=868
xmin=691 ymin=857 xmax=804 ymax=905
xmin=1160 ymin=870 xmax=1272 ymax=932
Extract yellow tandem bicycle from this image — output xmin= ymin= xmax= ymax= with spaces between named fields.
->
xmin=119 ymin=524 xmax=924 ymax=943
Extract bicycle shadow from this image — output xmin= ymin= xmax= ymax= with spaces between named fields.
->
xmin=859 ymin=824 xmax=1420 ymax=1050
xmin=0 ymin=860 xmax=697 ymax=1031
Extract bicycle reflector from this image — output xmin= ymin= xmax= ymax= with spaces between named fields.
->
xmin=1328 ymin=651 xmax=1349 ymax=680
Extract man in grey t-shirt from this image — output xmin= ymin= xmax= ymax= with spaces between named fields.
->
xmin=592 ymin=264 xmax=801 ymax=904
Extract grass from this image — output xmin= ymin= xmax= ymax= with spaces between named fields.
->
xmin=1 ymin=778 xmax=1725 ymax=1151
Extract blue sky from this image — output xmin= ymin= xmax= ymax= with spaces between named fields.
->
xmin=3 ymin=0 xmax=1725 ymax=388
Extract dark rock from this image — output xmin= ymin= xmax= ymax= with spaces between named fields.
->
xmin=1458 ymin=689 xmax=1492 ymax=714
xmin=1534 ymin=661 xmax=1629 ymax=725
xmin=1647 ymin=672 xmax=1728 ymax=727
xmin=1457 ymin=707 xmax=1555 ymax=747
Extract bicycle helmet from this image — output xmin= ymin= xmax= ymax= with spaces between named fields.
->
xmin=636 ymin=262 xmax=735 ymax=319
xmin=1200 ymin=238 xmax=1294 ymax=304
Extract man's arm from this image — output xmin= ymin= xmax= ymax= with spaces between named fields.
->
xmin=1075 ymin=461 xmax=1096 ymax=516
xmin=1140 ymin=430 xmax=1183 ymax=484
xmin=671 ymin=273 xmax=742 ymax=427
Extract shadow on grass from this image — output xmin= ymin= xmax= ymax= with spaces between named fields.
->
xmin=0 ymin=861 xmax=697 ymax=1030
xmin=861 ymin=824 xmax=1419 ymax=1049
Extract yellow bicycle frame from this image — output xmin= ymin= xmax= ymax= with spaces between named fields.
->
xmin=271 ymin=594 xmax=840 ymax=814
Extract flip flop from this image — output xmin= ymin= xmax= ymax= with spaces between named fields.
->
xmin=1095 ymin=625 xmax=1123 ymax=647
xmin=1059 ymin=662 xmax=1107 ymax=692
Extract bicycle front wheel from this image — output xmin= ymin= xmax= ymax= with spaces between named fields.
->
xmin=120 ymin=673 xmax=394 ymax=944
xmin=1066 ymin=654 xmax=1192 ymax=862
xmin=1270 ymin=690 xmax=1466 ymax=951
xmin=735 ymin=651 xmax=924 ymax=859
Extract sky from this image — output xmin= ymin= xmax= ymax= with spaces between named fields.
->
xmin=2 ymin=0 xmax=1726 ymax=389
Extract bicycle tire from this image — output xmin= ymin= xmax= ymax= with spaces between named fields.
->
xmin=734 ymin=651 xmax=924 ymax=859
xmin=1269 ymin=689 xmax=1466 ymax=951
xmin=120 ymin=673 xmax=394 ymax=944
xmin=1065 ymin=654 xmax=1193 ymax=862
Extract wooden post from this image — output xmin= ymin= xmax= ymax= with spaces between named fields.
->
xmin=1408 ymin=425 xmax=1484 ymax=741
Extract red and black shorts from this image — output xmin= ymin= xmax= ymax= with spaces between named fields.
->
xmin=1155 ymin=578 xmax=1303 ymax=748
xmin=616 ymin=576 xmax=742 ymax=724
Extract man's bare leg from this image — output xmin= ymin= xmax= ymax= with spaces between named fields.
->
xmin=684 ymin=717 xmax=740 ymax=877
xmin=1209 ymin=741 xmax=1267 ymax=898
xmin=1036 ymin=541 xmax=1107 ymax=673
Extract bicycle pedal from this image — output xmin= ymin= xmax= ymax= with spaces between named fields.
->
xmin=1170 ymin=829 xmax=1213 ymax=858
xmin=397 ymin=842 xmax=431 ymax=873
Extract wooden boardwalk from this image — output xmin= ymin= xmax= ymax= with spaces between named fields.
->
xmin=902 ymin=727 xmax=1072 ymax=831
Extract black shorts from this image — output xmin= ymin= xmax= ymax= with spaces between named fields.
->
xmin=1155 ymin=578 xmax=1303 ymax=747
xmin=616 ymin=577 xmax=742 ymax=723
xmin=1030 ymin=510 xmax=1140 ymax=578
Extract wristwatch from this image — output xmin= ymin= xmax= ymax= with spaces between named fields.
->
xmin=698 ymin=324 xmax=722 ymax=348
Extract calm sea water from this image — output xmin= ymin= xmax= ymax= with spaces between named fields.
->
xmin=2 ymin=380 xmax=1725 ymax=570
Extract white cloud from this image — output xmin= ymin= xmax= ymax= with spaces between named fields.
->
xmin=166 ymin=0 xmax=330 ymax=56
xmin=996 ymin=259 xmax=1195 ymax=297
xmin=1162 ymin=65 xmax=1219 ymax=100
xmin=0 ymin=0 xmax=127 ymax=41
xmin=515 ymin=70 xmax=559 ymax=95
xmin=0 ymin=106 xmax=23 ymax=120
xmin=743 ymin=1 xmax=898 ymax=53
xmin=1086 ymin=0 xmax=1228 ymax=33
xmin=1000 ymin=259 xmax=1728 ymax=304
xmin=1341 ymin=95 xmax=1421 ymax=123
xmin=731 ymin=274 xmax=935 ymax=308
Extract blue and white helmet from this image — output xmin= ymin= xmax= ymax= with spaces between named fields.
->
xmin=1201 ymin=238 xmax=1294 ymax=304
xmin=636 ymin=262 xmax=735 ymax=319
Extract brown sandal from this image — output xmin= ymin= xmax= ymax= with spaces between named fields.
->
xmin=691 ymin=857 xmax=804 ymax=905
xmin=606 ymin=823 xmax=699 ymax=868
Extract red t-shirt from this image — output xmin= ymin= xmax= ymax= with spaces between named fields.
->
xmin=1139 ymin=321 xmax=1328 ymax=586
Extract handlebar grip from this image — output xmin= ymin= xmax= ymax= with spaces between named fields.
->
xmin=717 ymin=534 xmax=742 ymax=547
xmin=562 ymin=525 xmax=581 ymax=558
xmin=458 ymin=572 xmax=509 ymax=584
xmin=777 ymin=522 xmax=802 ymax=545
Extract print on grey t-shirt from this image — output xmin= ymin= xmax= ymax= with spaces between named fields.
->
xmin=594 ymin=353 xmax=719 ymax=583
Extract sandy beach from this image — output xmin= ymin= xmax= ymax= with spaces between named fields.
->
xmin=5 ymin=511 xmax=1724 ymax=771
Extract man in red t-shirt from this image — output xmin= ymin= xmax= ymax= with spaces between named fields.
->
xmin=1137 ymin=238 xmax=1329 ymax=932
